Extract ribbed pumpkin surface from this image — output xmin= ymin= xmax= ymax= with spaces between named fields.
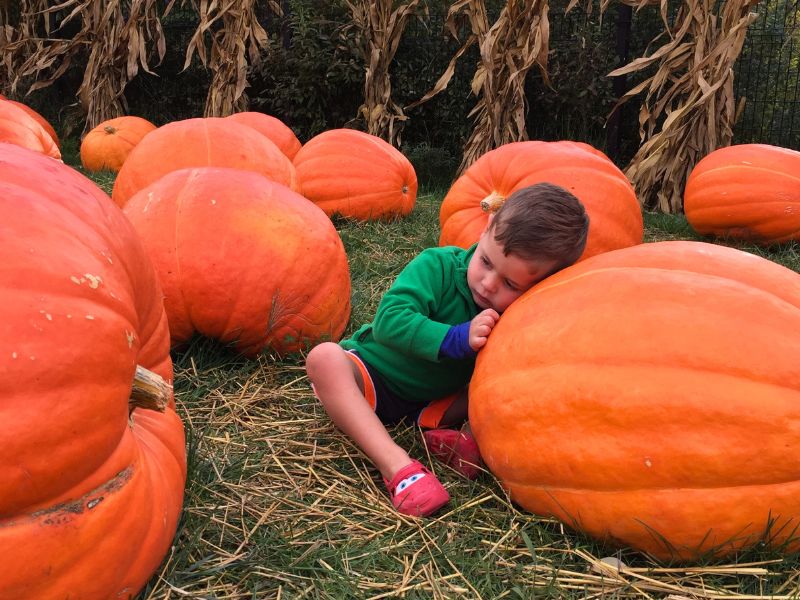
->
xmin=293 ymin=128 xmax=417 ymax=220
xmin=439 ymin=141 xmax=642 ymax=261
xmin=225 ymin=112 xmax=302 ymax=160
xmin=0 ymin=99 xmax=61 ymax=159
xmin=4 ymin=99 xmax=59 ymax=148
xmin=684 ymin=143 xmax=800 ymax=245
xmin=112 ymin=117 xmax=297 ymax=207
xmin=0 ymin=144 xmax=185 ymax=597
xmin=80 ymin=115 xmax=157 ymax=172
xmin=123 ymin=167 xmax=351 ymax=356
xmin=470 ymin=240 xmax=800 ymax=560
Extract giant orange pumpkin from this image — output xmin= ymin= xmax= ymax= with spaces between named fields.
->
xmin=470 ymin=241 xmax=800 ymax=561
xmin=439 ymin=141 xmax=643 ymax=261
xmin=684 ymin=144 xmax=800 ymax=245
xmin=3 ymin=99 xmax=59 ymax=148
xmin=225 ymin=111 xmax=302 ymax=160
xmin=123 ymin=167 xmax=351 ymax=356
xmin=80 ymin=115 xmax=157 ymax=172
xmin=0 ymin=99 xmax=61 ymax=159
xmin=293 ymin=128 xmax=417 ymax=220
xmin=0 ymin=144 xmax=186 ymax=597
xmin=112 ymin=117 xmax=297 ymax=208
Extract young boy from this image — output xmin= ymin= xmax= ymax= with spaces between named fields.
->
xmin=305 ymin=182 xmax=589 ymax=517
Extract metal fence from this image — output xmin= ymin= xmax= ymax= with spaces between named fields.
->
xmin=733 ymin=0 xmax=800 ymax=148
xmin=13 ymin=0 xmax=798 ymax=155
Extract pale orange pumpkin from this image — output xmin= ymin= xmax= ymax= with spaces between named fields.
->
xmin=684 ymin=143 xmax=800 ymax=245
xmin=439 ymin=141 xmax=643 ymax=261
xmin=0 ymin=144 xmax=185 ymax=597
xmin=123 ymin=167 xmax=351 ymax=356
xmin=3 ymin=99 xmax=59 ymax=148
xmin=80 ymin=115 xmax=157 ymax=172
xmin=293 ymin=128 xmax=417 ymax=220
xmin=112 ymin=117 xmax=297 ymax=208
xmin=470 ymin=240 xmax=800 ymax=561
xmin=225 ymin=111 xmax=302 ymax=160
xmin=0 ymin=99 xmax=61 ymax=159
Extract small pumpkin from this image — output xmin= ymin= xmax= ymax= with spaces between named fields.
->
xmin=123 ymin=167 xmax=351 ymax=356
xmin=80 ymin=116 xmax=157 ymax=172
xmin=684 ymin=143 xmax=800 ymax=245
xmin=112 ymin=117 xmax=297 ymax=208
xmin=0 ymin=99 xmax=61 ymax=159
xmin=293 ymin=128 xmax=417 ymax=220
xmin=0 ymin=144 xmax=185 ymax=597
xmin=470 ymin=240 xmax=800 ymax=561
xmin=439 ymin=141 xmax=643 ymax=261
xmin=225 ymin=112 xmax=302 ymax=160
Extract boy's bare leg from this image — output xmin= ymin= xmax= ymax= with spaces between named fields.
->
xmin=306 ymin=342 xmax=414 ymax=481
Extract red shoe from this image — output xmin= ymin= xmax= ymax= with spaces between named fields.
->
xmin=384 ymin=460 xmax=450 ymax=517
xmin=423 ymin=428 xmax=483 ymax=480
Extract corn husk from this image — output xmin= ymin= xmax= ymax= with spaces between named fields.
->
xmin=184 ymin=0 xmax=278 ymax=117
xmin=345 ymin=0 xmax=425 ymax=146
xmin=1 ymin=0 xmax=172 ymax=131
xmin=411 ymin=0 xmax=550 ymax=174
xmin=610 ymin=0 xmax=759 ymax=212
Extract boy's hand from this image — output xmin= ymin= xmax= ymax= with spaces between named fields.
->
xmin=469 ymin=308 xmax=500 ymax=351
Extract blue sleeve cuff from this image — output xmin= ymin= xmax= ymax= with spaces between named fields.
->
xmin=438 ymin=322 xmax=477 ymax=360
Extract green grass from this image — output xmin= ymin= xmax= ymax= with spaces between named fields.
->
xmin=69 ymin=156 xmax=800 ymax=598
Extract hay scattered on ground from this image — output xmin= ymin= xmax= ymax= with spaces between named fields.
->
xmin=141 ymin=345 xmax=800 ymax=599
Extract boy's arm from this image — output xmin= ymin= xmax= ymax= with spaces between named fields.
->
xmin=371 ymin=251 xmax=455 ymax=362
xmin=439 ymin=309 xmax=500 ymax=360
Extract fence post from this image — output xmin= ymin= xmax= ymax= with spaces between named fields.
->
xmin=607 ymin=3 xmax=632 ymax=163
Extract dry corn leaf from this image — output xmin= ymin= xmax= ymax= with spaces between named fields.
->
xmin=412 ymin=0 xmax=550 ymax=174
xmin=610 ymin=0 xmax=758 ymax=212
xmin=184 ymin=0 xmax=277 ymax=117
xmin=1 ymin=0 xmax=171 ymax=131
xmin=344 ymin=0 xmax=424 ymax=146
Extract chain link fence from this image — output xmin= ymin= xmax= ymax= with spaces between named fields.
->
xmin=9 ymin=0 xmax=799 ymax=161
xmin=733 ymin=0 xmax=799 ymax=148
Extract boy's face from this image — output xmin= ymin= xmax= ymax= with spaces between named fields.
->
xmin=466 ymin=227 xmax=557 ymax=313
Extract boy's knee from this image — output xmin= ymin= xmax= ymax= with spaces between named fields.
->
xmin=306 ymin=342 xmax=344 ymax=382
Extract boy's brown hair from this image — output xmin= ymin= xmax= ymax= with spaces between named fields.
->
xmin=488 ymin=182 xmax=590 ymax=272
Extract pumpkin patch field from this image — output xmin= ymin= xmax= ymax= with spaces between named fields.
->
xmin=1 ymin=124 xmax=799 ymax=599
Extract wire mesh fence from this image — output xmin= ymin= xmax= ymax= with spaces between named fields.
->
xmin=733 ymin=0 xmax=799 ymax=148
xmin=5 ymin=0 xmax=798 ymax=155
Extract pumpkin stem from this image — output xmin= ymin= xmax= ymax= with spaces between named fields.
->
xmin=103 ymin=125 xmax=118 ymax=135
xmin=479 ymin=191 xmax=505 ymax=213
xmin=130 ymin=365 xmax=171 ymax=413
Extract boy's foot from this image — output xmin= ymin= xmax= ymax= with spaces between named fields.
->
xmin=384 ymin=460 xmax=450 ymax=517
xmin=423 ymin=428 xmax=483 ymax=480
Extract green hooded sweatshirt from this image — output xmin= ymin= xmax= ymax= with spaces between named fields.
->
xmin=340 ymin=245 xmax=479 ymax=402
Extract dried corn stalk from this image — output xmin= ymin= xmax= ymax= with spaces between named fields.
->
xmin=411 ymin=0 xmax=550 ymax=174
xmin=0 ymin=0 xmax=40 ymax=92
xmin=610 ymin=0 xmax=759 ymax=212
xmin=344 ymin=0 xmax=424 ymax=146
xmin=184 ymin=0 xmax=277 ymax=117
xmin=1 ymin=0 xmax=74 ymax=94
xmin=1 ymin=0 xmax=171 ymax=131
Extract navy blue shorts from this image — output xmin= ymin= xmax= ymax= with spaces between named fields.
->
xmin=345 ymin=350 xmax=461 ymax=427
